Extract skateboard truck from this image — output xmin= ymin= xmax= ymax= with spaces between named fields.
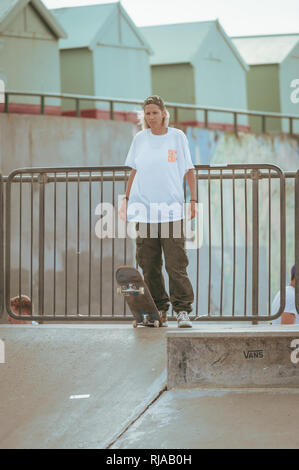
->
xmin=117 ymin=283 xmax=145 ymax=296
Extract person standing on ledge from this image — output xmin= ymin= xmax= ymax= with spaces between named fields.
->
xmin=119 ymin=95 xmax=197 ymax=328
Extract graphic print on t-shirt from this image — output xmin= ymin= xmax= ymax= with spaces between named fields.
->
xmin=168 ymin=149 xmax=178 ymax=162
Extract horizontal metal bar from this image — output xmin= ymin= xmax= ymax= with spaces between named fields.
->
xmin=3 ymin=171 xmax=295 ymax=184
xmin=4 ymin=90 xmax=299 ymax=120
xmin=5 ymin=311 xmax=134 ymax=322
xmin=2 ymin=163 xmax=286 ymax=181
xmin=192 ymin=315 xmax=285 ymax=322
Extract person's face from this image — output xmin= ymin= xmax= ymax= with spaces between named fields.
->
xmin=144 ymin=104 xmax=166 ymax=128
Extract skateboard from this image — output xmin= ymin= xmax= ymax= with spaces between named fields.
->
xmin=116 ymin=265 xmax=162 ymax=328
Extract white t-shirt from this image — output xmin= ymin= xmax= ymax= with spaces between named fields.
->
xmin=125 ymin=127 xmax=194 ymax=223
xmin=271 ymin=286 xmax=299 ymax=324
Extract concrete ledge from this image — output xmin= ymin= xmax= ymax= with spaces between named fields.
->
xmin=167 ymin=326 xmax=299 ymax=389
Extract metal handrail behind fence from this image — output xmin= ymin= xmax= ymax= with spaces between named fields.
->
xmin=2 ymin=90 xmax=299 ymax=136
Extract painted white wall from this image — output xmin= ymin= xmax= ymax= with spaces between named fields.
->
xmin=93 ymin=9 xmax=151 ymax=113
xmin=93 ymin=45 xmax=151 ymax=113
xmin=193 ymin=24 xmax=248 ymax=126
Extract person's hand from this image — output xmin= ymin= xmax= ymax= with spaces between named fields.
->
xmin=187 ymin=200 xmax=197 ymax=220
xmin=118 ymin=198 xmax=128 ymax=222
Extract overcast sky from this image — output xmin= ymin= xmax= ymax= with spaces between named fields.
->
xmin=43 ymin=0 xmax=299 ymax=36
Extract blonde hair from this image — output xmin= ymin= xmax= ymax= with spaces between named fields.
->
xmin=137 ymin=95 xmax=170 ymax=130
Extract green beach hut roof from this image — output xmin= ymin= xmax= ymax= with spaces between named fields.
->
xmin=232 ymin=34 xmax=299 ymax=65
xmin=52 ymin=1 xmax=153 ymax=54
xmin=141 ymin=19 xmax=248 ymax=71
xmin=0 ymin=0 xmax=67 ymax=38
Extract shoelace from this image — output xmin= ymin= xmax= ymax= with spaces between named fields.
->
xmin=178 ymin=312 xmax=189 ymax=321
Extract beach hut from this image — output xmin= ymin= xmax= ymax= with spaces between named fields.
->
xmin=232 ymin=34 xmax=299 ymax=133
xmin=141 ymin=20 xmax=249 ymax=130
xmin=52 ymin=2 xmax=153 ymax=121
xmin=0 ymin=0 xmax=66 ymax=115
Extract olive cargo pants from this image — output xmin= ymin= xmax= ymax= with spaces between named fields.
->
xmin=136 ymin=220 xmax=194 ymax=314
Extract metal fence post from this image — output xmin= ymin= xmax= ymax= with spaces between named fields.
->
xmin=251 ymin=169 xmax=259 ymax=324
xmin=110 ymin=101 xmax=114 ymax=120
xmin=174 ymin=107 xmax=178 ymax=124
xmin=5 ymin=172 xmax=11 ymax=318
xmin=289 ymin=118 xmax=293 ymax=137
xmin=0 ymin=173 xmax=3 ymax=318
xmin=75 ymin=99 xmax=80 ymax=118
xmin=295 ymin=171 xmax=299 ymax=314
xmin=4 ymin=92 xmax=8 ymax=113
xmin=40 ymin=95 xmax=45 ymax=115
xmin=204 ymin=109 xmax=208 ymax=129
xmin=233 ymin=112 xmax=238 ymax=136
xmin=38 ymin=173 xmax=46 ymax=317
xmin=262 ymin=115 xmax=266 ymax=134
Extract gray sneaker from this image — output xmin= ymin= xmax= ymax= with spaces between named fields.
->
xmin=177 ymin=311 xmax=192 ymax=328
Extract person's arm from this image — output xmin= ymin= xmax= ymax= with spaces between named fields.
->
xmin=185 ymin=169 xmax=197 ymax=220
xmin=118 ymin=169 xmax=136 ymax=221
xmin=125 ymin=169 xmax=136 ymax=199
xmin=281 ymin=312 xmax=296 ymax=324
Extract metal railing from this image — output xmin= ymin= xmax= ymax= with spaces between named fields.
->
xmin=2 ymin=90 xmax=299 ymax=136
xmin=192 ymin=164 xmax=286 ymax=322
xmin=0 ymin=173 xmax=3 ymax=318
xmin=3 ymin=164 xmax=294 ymax=323
xmin=295 ymin=170 xmax=299 ymax=316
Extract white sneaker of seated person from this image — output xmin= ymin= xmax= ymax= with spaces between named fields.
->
xmin=177 ymin=311 xmax=192 ymax=328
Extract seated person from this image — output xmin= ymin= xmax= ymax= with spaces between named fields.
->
xmin=271 ymin=265 xmax=298 ymax=325
xmin=8 ymin=295 xmax=38 ymax=325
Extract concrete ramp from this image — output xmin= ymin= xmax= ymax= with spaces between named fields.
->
xmin=112 ymin=387 xmax=299 ymax=449
xmin=2 ymin=323 xmax=299 ymax=449
xmin=167 ymin=325 xmax=299 ymax=389
xmin=0 ymin=325 xmax=167 ymax=449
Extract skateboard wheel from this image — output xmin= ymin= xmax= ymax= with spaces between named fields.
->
xmin=133 ymin=320 xmax=138 ymax=328
xmin=138 ymin=287 xmax=145 ymax=295
xmin=117 ymin=287 xmax=122 ymax=295
xmin=154 ymin=320 xmax=160 ymax=328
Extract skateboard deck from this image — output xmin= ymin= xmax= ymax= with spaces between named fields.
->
xmin=116 ymin=265 xmax=162 ymax=328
